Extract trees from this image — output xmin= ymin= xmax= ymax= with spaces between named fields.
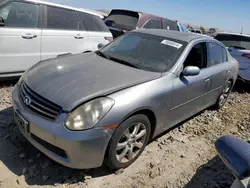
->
xmin=209 ymin=28 xmax=216 ymax=33
xmin=200 ymin=26 xmax=206 ymax=34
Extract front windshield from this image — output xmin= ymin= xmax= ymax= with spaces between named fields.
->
xmin=99 ymin=32 xmax=187 ymax=73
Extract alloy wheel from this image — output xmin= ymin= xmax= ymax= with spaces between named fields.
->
xmin=116 ymin=123 xmax=147 ymax=163
xmin=218 ymin=82 xmax=232 ymax=107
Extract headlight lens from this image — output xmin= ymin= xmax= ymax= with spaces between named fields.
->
xmin=65 ymin=97 xmax=115 ymax=131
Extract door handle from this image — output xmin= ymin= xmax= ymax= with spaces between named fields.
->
xmin=204 ymin=77 xmax=210 ymax=82
xmin=226 ymin=70 xmax=230 ymax=74
xmin=22 ymin=33 xmax=37 ymax=39
xmin=74 ymin=34 xmax=84 ymax=39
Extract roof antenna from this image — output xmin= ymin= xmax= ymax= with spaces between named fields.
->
xmin=241 ymin=27 xmax=243 ymax=34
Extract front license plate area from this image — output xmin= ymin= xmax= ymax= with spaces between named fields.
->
xmin=14 ymin=110 xmax=29 ymax=133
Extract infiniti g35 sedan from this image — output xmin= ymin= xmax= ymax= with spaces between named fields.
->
xmin=12 ymin=29 xmax=238 ymax=169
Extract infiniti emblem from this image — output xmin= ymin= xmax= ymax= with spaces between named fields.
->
xmin=24 ymin=96 xmax=31 ymax=106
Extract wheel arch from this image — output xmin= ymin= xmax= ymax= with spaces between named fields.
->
xmin=228 ymin=77 xmax=234 ymax=84
xmin=119 ymin=108 xmax=157 ymax=140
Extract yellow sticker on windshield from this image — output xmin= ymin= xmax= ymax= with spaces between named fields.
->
xmin=161 ymin=39 xmax=183 ymax=49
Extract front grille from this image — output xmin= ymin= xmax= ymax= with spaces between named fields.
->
xmin=31 ymin=134 xmax=67 ymax=158
xmin=19 ymin=82 xmax=62 ymax=121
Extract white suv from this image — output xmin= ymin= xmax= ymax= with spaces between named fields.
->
xmin=215 ymin=32 xmax=250 ymax=82
xmin=0 ymin=0 xmax=112 ymax=78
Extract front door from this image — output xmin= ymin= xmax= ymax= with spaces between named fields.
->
xmin=166 ymin=42 xmax=212 ymax=128
xmin=0 ymin=1 xmax=41 ymax=75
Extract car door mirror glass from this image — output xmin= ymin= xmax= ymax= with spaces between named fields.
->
xmin=182 ymin=66 xmax=200 ymax=76
xmin=97 ymin=43 xmax=105 ymax=49
xmin=0 ymin=16 xmax=5 ymax=26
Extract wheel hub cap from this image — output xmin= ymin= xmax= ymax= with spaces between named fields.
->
xmin=219 ymin=83 xmax=231 ymax=106
xmin=116 ymin=123 xmax=147 ymax=163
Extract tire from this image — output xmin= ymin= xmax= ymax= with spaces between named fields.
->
xmin=106 ymin=114 xmax=151 ymax=169
xmin=213 ymin=80 xmax=232 ymax=109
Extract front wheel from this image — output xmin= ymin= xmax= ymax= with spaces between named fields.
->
xmin=213 ymin=80 xmax=232 ymax=109
xmin=106 ymin=114 xmax=151 ymax=169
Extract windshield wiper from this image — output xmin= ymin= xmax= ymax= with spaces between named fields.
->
xmin=229 ymin=45 xmax=246 ymax=50
xmin=108 ymin=56 xmax=141 ymax=69
xmin=95 ymin=51 xmax=110 ymax=59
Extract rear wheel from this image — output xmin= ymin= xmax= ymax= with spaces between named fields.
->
xmin=214 ymin=80 xmax=232 ymax=109
xmin=107 ymin=114 xmax=151 ymax=169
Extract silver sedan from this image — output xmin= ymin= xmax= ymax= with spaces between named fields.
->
xmin=12 ymin=29 xmax=238 ymax=169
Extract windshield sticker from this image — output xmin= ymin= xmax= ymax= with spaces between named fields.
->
xmin=161 ymin=39 xmax=183 ymax=49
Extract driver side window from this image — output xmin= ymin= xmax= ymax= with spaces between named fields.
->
xmin=0 ymin=1 xmax=39 ymax=28
xmin=0 ymin=4 xmax=11 ymax=20
xmin=184 ymin=42 xmax=207 ymax=69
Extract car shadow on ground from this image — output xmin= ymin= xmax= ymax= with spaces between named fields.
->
xmin=183 ymin=155 xmax=234 ymax=188
xmin=0 ymin=78 xmax=18 ymax=87
xmin=0 ymin=107 xmax=113 ymax=186
xmin=233 ymin=80 xmax=250 ymax=93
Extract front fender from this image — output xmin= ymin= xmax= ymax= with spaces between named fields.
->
xmin=95 ymin=76 xmax=174 ymax=138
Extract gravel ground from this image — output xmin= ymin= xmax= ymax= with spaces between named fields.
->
xmin=0 ymin=80 xmax=249 ymax=188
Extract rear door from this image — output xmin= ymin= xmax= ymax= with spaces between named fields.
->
xmin=77 ymin=11 xmax=112 ymax=51
xmin=41 ymin=5 xmax=88 ymax=60
xmin=0 ymin=1 xmax=41 ymax=75
xmin=206 ymin=42 xmax=229 ymax=101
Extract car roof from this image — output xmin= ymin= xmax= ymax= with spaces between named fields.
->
xmin=133 ymin=29 xmax=211 ymax=43
xmin=22 ymin=0 xmax=103 ymax=17
xmin=216 ymin=32 xmax=250 ymax=38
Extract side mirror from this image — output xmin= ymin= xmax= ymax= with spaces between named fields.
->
xmin=182 ymin=66 xmax=200 ymax=76
xmin=215 ymin=135 xmax=250 ymax=181
xmin=97 ymin=43 xmax=104 ymax=49
xmin=0 ymin=16 xmax=5 ymax=26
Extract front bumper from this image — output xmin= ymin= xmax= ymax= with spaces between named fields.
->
xmin=12 ymin=85 xmax=112 ymax=169
xmin=238 ymin=63 xmax=250 ymax=82
xmin=238 ymin=67 xmax=250 ymax=82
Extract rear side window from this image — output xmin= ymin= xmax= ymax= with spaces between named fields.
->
xmin=208 ymin=43 xmax=223 ymax=66
xmin=143 ymin=19 xmax=161 ymax=29
xmin=46 ymin=6 xmax=79 ymax=30
xmin=222 ymin=47 xmax=227 ymax=62
xmin=0 ymin=2 xmax=39 ymax=28
xmin=162 ymin=19 xmax=179 ymax=31
xmin=77 ymin=12 xmax=109 ymax=32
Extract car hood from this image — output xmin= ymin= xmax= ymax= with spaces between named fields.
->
xmin=24 ymin=53 xmax=161 ymax=111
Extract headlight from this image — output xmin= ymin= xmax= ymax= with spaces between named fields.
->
xmin=65 ymin=97 xmax=115 ymax=131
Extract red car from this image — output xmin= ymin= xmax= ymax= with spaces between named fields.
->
xmin=104 ymin=9 xmax=181 ymax=38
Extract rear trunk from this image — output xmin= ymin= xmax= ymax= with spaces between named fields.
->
xmin=104 ymin=10 xmax=140 ymax=39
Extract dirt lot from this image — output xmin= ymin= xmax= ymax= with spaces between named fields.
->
xmin=0 ymin=80 xmax=249 ymax=188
